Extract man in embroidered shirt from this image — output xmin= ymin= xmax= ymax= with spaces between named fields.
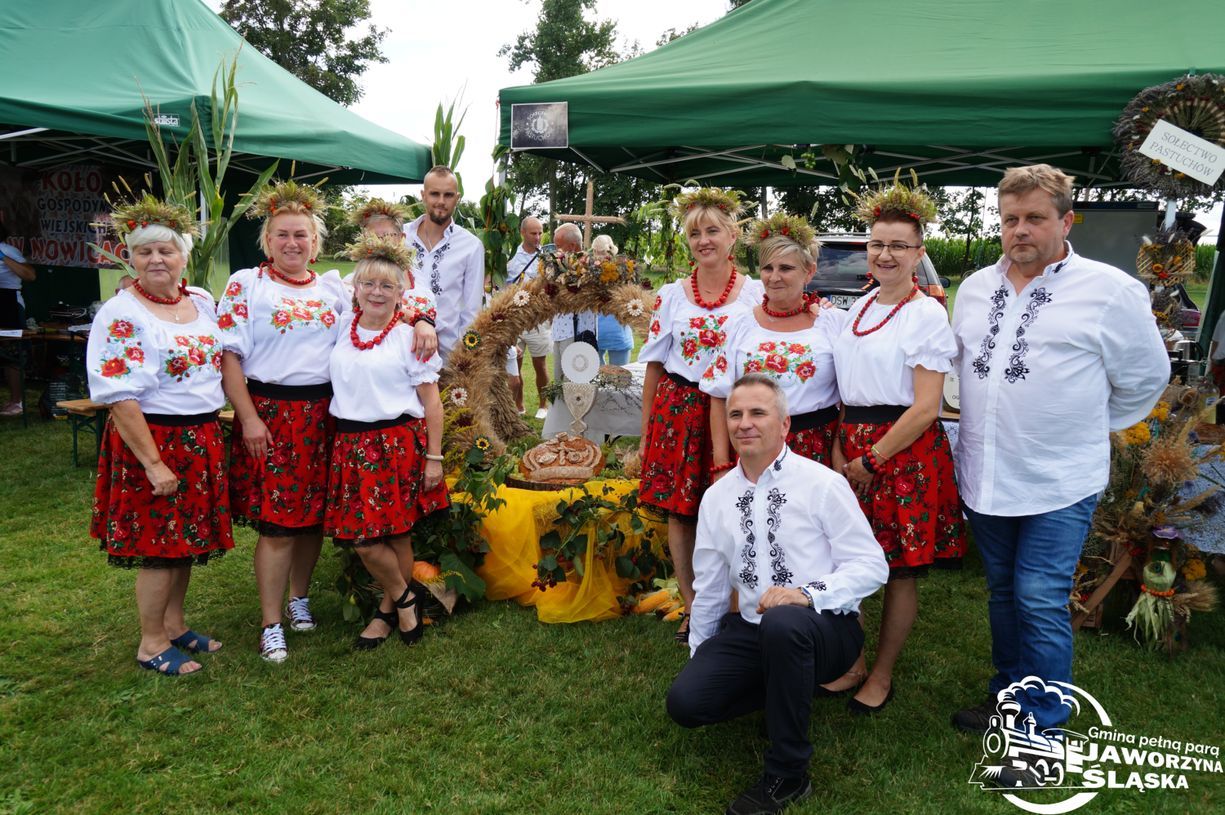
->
xmin=667 ymin=374 xmax=888 ymax=815
xmin=402 ymin=166 xmax=485 ymax=361
xmin=949 ymin=165 xmax=1169 ymax=740
xmin=507 ymin=216 xmax=551 ymax=418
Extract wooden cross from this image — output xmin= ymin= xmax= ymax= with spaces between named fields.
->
xmin=555 ymin=181 xmax=626 ymax=247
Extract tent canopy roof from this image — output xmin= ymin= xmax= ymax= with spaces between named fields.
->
xmin=0 ymin=0 xmax=429 ymax=184
xmin=498 ymin=0 xmax=1225 ymax=187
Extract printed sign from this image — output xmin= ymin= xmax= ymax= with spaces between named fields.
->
xmin=0 ymin=163 xmax=126 ymax=268
xmin=1138 ymin=119 xmax=1225 ymax=187
xmin=511 ymin=102 xmax=569 ymax=149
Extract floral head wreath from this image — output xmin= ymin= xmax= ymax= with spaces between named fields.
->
xmin=248 ymin=179 xmax=325 ymax=219
xmin=745 ymin=213 xmax=816 ymax=249
xmin=854 ymin=171 xmax=938 ymax=227
xmin=345 ymin=234 xmax=417 ymax=271
xmin=349 ymin=198 xmax=412 ymax=229
xmin=669 ymin=187 xmax=744 ymax=219
xmin=108 ymin=194 xmax=198 ymax=241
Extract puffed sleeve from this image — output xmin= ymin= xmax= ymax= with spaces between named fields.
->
xmin=699 ymin=311 xmax=742 ymax=398
xmin=216 ymin=268 xmax=256 ymax=358
xmin=318 ymin=269 xmax=349 ymax=316
xmin=86 ymin=299 xmax=159 ymax=405
xmin=739 ymin=276 xmax=765 ymax=306
xmin=636 ymin=283 xmax=676 ymax=364
xmin=404 ymin=328 xmax=443 ymax=386
xmin=1100 ymin=276 xmax=1170 ymax=430
xmin=901 ymin=298 xmax=956 ymax=373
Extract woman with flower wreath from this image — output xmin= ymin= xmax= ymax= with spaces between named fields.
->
xmin=638 ymin=187 xmax=764 ymax=643
xmin=325 ymin=235 xmax=447 ymax=650
xmin=217 ymin=180 xmax=349 ymax=662
xmin=701 ymin=213 xmax=846 ymax=468
xmin=824 ymin=180 xmax=965 ymax=713
xmin=346 ymin=199 xmax=439 ymax=362
xmin=86 ymin=196 xmax=232 ymax=675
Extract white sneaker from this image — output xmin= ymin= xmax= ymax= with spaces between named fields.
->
xmin=259 ymin=623 xmax=288 ymax=663
xmin=0 ymin=402 xmax=22 ymax=418
xmin=286 ymin=596 xmax=317 ymax=632
xmin=534 ymin=408 xmax=548 ymax=420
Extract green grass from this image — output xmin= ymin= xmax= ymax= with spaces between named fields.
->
xmin=2 ymin=410 xmax=1223 ymax=814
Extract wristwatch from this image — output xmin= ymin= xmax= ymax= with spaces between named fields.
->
xmin=802 ymin=587 xmax=815 ymax=609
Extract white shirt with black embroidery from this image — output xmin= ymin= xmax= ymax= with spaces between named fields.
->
xmin=403 ymin=215 xmax=485 ymax=361
xmin=689 ymin=446 xmax=889 ymax=655
xmin=951 ymin=244 xmax=1170 ymax=516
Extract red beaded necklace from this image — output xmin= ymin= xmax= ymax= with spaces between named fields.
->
xmin=132 ymin=279 xmax=185 ymax=306
xmin=691 ymin=264 xmax=738 ymax=310
xmin=261 ymin=260 xmax=316 ymax=287
xmin=851 ymin=283 xmax=919 ymax=337
xmin=761 ymin=293 xmax=811 ymax=319
xmin=350 ymin=307 xmax=400 ymax=350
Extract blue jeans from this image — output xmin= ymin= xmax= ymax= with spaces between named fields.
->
xmin=965 ymin=493 xmax=1098 ymax=729
xmin=600 ymin=348 xmax=631 ymax=365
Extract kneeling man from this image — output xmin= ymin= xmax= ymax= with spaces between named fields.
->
xmin=667 ymin=374 xmax=888 ymax=815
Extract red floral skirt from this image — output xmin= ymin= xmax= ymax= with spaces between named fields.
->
xmin=639 ymin=374 xmax=723 ymax=520
xmin=229 ymin=394 xmax=333 ymax=535
xmin=325 ymin=417 xmax=449 ymax=545
xmin=91 ymin=416 xmax=233 ymax=567
xmin=788 ymin=418 xmax=837 ymax=467
xmin=839 ymin=419 xmax=965 ymax=575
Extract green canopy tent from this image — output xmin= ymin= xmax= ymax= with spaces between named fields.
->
xmin=498 ymin=0 xmax=1225 ymax=351
xmin=0 ymin=0 xmax=430 ymax=185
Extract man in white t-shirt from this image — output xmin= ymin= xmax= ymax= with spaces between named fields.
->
xmin=507 ymin=216 xmax=550 ymax=418
xmin=949 ymin=165 xmax=1168 ymax=751
xmin=402 ymin=166 xmax=485 ymax=362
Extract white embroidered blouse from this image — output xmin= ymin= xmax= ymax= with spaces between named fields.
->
xmin=638 ymin=277 xmax=765 ymax=382
xmin=328 ymin=312 xmax=442 ymax=423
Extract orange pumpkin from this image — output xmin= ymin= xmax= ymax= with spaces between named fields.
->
xmin=412 ymin=560 xmax=442 ymax=583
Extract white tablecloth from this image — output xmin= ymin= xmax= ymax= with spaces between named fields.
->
xmin=542 ymin=362 xmax=646 ymax=442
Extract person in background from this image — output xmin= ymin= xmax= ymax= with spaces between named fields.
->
xmin=667 ymin=374 xmax=887 ymax=815
xmin=218 ymin=181 xmax=348 ymax=663
xmin=86 ymin=196 xmax=232 ymax=675
xmin=1209 ymin=308 xmax=1225 ymax=423
xmin=826 ymin=181 xmax=965 ymax=715
xmin=949 ymin=165 xmax=1169 ymax=767
xmin=402 ymin=166 xmax=484 ymax=363
xmin=325 ymin=236 xmax=447 ymax=650
xmin=0 ymin=222 xmax=36 ymax=417
xmin=549 ymin=223 xmax=597 ymax=382
xmin=638 ymin=187 xmax=764 ymax=644
xmin=508 ymin=216 xmax=551 ymax=418
xmin=591 ymin=234 xmax=635 ymax=365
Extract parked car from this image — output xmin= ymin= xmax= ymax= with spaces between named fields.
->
xmin=804 ymin=233 xmax=950 ymax=311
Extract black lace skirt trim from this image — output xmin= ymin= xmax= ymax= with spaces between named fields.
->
xmin=102 ymin=543 xmax=227 ymax=570
xmin=233 ymin=515 xmax=323 ymax=537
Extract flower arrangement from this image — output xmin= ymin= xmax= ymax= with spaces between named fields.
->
xmin=1114 ymin=73 xmax=1225 ymax=198
xmin=106 ymin=194 xmax=198 ymax=241
xmin=345 ymin=233 xmax=416 ymax=270
xmin=349 ymin=197 xmax=412 ymax=229
xmin=853 ymin=170 xmax=938 ymax=227
xmin=745 ymin=212 xmax=816 ymax=249
xmin=248 ymin=179 xmax=326 ymax=219
xmin=1137 ymin=228 xmax=1196 ymax=288
xmin=1074 ymin=382 xmax=1221 ymax=651
xmin=669 ymin=187 xmax=745 ymax=219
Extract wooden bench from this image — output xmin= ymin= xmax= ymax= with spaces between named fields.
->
xmin=56 ymin=398 xmax=108 ymax=467
xmin=55 ymin=403 xmax=237 ymax=466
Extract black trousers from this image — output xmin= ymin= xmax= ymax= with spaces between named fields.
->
xmin=666 ymin=606 xmax=863 ymax=778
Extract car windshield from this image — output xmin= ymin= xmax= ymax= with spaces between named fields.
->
xmin=815 ymin=244 xmax=871 ymax=286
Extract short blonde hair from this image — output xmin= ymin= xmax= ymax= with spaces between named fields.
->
xmin=682 ymin=204 xmax=737 ymax=239
xmin=591 ymin=234 xmax=618 ymax=259
xmin=259 ymin=208 xmax=327 ymax=259
xmin=999 ymin=164 xmax=1076 ymax=216
xmin=349 ymin=258 xmax=405 ymax=310
xmin=758 ymin=236 xmax=816 ymax=270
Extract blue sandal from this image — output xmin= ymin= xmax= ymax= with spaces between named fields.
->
xmin=136 ymin=645 xmax=199 ymax=676
xmin=170 ymin=629 xmax=221 ymax=654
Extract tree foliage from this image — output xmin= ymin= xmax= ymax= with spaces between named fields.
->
xmin=219 ymin=0 xmax=387 ymax=106
xmin=499 ymin=0 xmax=619 ymax=83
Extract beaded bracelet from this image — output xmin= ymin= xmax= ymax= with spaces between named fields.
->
xmin=409 ymin=313 xmax=436 ymax=327
xmin=860 ymin=453 xmax=878 ymax=475
xmin=709 ymin=461 xmax=736 ymax=476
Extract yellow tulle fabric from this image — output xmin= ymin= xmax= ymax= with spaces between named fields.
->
xmin=471 ymin=479 xmax=667 ymax=623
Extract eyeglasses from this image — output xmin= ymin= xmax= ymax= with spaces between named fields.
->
xmin=866 ymin=241 xmax=922 ymax=254
xmin=356 ymin=280 xmax=399 ymax=294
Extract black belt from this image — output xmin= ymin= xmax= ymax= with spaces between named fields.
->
xmin=665 ymin=369 xmax=700 ymax=389
xmin=790 ymin=404 xmax=839 ymax=432
xmin=247 ymin=378 xmax=333 ymax=400
xmin=144 ymin=411 xmax=220 ymax=427
xmin=335 ymin=414 xmax=416 ymax=433
xmin=843 ymin=404 xmax=908 ymax=424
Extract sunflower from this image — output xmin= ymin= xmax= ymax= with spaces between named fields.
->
xmin=462 ymin=331 xmax=482 ymax=350
xmin=474 ymin=436 xmax=491 ymax=451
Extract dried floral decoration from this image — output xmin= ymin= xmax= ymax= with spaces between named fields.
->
xmin=345 ymin=234 xmax=417 ymax=270
xmin=106 ymin=194 xmax=198 ymax=240
xmin=349 ymin=198 xmax=412 ymax=229
xmin=854 ymin=170 xmax=938 ymax=227
xmin=745 ymin=212 xmax=816 ymax=249
xmin=248 ymin=179 xmax=326 ymax=219
xmin=669 ymin=187 xmax=744 ymax=219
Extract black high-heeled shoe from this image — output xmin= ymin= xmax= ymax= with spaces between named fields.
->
xmin=354 ymin=607 xmax=397 ymax=651
xmin=394 ymin=583 xmax=424 ymax=646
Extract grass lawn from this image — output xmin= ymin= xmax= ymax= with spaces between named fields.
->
xmin=2 ymin=402 xmax=1224 ymax=815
